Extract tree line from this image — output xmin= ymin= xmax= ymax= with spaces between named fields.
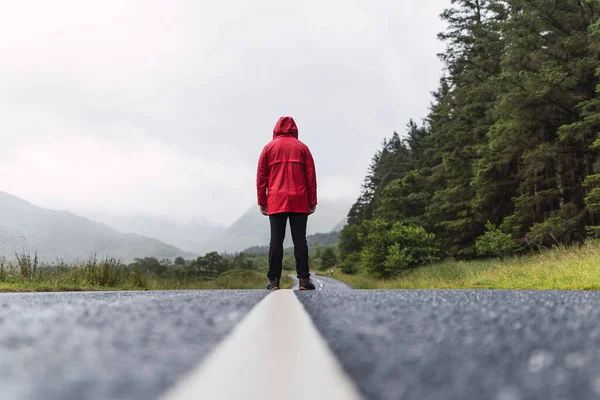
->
xmin=130 ymin=252 xmax=258 ymax=279
xmin=127 ymin=230 xmax=343 ymax=279
xmin=131 ymin=243 xmax=342 ymax=279
xmin=339 ymin=0 xmax=600 ymax=278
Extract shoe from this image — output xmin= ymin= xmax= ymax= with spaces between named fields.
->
xmin=299 ymin=277 xmax=316 ymax=291
xmin=267 ymin=279 xmax=280 ymax=290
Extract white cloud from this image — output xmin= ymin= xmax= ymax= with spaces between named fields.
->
xmin=0 ymin=131 xmax=254 ymax=225
xmin=0 ymin=0 xmax=450 ymax=224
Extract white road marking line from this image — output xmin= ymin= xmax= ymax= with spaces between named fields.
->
xmin=160 ymin=290 xmax=362 ymax=400
xmin=315 ymin=279 xmax=324 ymax=291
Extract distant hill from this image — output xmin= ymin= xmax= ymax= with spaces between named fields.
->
xmin=331 ymin=217 xmax=348 ymax=232
xmin=0 ymin=191 xmax=194 ymax=263
xmin=204 ymin=199 xmax=352 ymax=254
xmin=84 ymin=212 xmax=224 ymax=254
xmin=306 ymin=231 xmax=341 ymax=248
xmin=243 ymin=231 xmax=340 ymax=255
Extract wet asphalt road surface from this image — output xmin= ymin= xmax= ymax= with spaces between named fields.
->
xmin=3 ymin=287 xmax=600 ymax=400
xmin=298 ymin=290 xmax=600 ymax=400
xmin=0 ymin=290 xmax=267 ymax=400
xmin=290 ymin=272 xmax=354 ymax=291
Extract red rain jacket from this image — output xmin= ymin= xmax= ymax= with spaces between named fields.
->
xmin=256 ymin=117 xmax=317 ymax=215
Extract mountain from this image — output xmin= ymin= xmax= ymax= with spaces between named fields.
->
xmin=0 ymin=191 xmax=194 ymax=263
xmin=83 ymin=212 xmax=224 ymax=254
xmin=331 ymin=218 xmax=347 ymax=232
xmin=205 ymin=199 xmax=352 ymax=253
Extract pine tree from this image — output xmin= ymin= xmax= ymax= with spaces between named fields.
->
xmin=342 ymin=0 xmax=600 ymax=272
xmin=575 ymin=18 xmax=600 ymax=236
xmin=424 ymin=0 xmax=508 ymax=256
xmin=343 ymin=133 xmax=414 ymax=259
xmin=320 ymin=247 xmax=338 ymax=269
xmin=489 ymin=0 xmax=600 ymax=246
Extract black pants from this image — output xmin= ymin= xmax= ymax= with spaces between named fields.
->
xmin=268 ymin=213 xmax=310 ymax=280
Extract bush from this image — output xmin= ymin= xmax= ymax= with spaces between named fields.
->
xmin=339 ymin=224 xmax=364 ymax=259
xmin=586 ymin=225 xmax=600 ymax=239
xmin=130 ymin=257 xmax=166 ymax=276
xmin=15 ymin=248 xmax=38 ymax=279
xmin=320 ymin=247 xmax=338 ymax=269
xmin=282 ymin=253 xmax=294 ymax=271
xmin=233 ymin=253 xmax=256 ymax=270
xmin=174 ymin=257 xmax=186 ymax=266
xmin=361 ymin=218 xmax=438 ymax=278
xmin=0 ymin=257 xmax=6 ymax=281
xmin=339 ymin=253 xmax=361 ymax=275
xmin=526 ymin=217 xmax=568 ymax=248
xmin=476 ymin=221 xmax=520 ymax=257
xmin=84 ymin=256 xmax=125 ymax=286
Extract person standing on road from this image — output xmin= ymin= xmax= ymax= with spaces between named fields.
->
xmin=256 ymin=116 xmax=317 ymax=291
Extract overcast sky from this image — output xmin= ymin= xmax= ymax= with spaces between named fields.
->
xmin=0 ymin=0 xmax=450 ymax=226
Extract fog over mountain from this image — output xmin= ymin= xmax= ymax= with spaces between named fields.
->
xmin=0 ymin=191 xmax=193 ymax=263
xmin=203 ymin=199 xmax=351 ymax=254
xmin=0 ymin=189 xmax=350 ymax=262
xmin=0 ymin=1 xmax=451 ymax=266
xmin=0 ymin=0 xmax=447 ymax=225
xmin=87 ymin=199 xmax=351 ymax=255
xmin=84 ymin=212 xmax=225 ymax=254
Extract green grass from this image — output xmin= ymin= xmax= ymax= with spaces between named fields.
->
xmin=0 ymin=258 xmax=293 ymax=292
xmin=333 ymin=240 xmax=600 ymax=290
xmin=7 ymin=239 xmax=600 ymax=291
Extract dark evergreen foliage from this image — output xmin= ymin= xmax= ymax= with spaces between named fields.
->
xmin=341 ymin=1 xmax=600 ymax=275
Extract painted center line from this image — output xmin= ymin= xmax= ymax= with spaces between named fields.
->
xmin=160 ymin=290 xmax=362 ymax=400
xmin=315 ymin=279 xmax=324 ymax=291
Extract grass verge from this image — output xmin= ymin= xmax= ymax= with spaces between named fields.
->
xmin=333 ymin=240 xmax=600 ymax=290
xmin=0 ymin=259 xmax=293 ymax=292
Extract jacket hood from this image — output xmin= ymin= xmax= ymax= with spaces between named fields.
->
xmin=273 ymin=116 xmax=298 ymax=139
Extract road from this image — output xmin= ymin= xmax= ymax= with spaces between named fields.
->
xmin=289 ymin=272 xmax=354 ymax=291
xmin=0 ymin=290 xmax=267 ymax=400
xmin=298 ymin=290 xmax=600 ymax=400
xmin=3 ymin=287 xmax=600 ymax=399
